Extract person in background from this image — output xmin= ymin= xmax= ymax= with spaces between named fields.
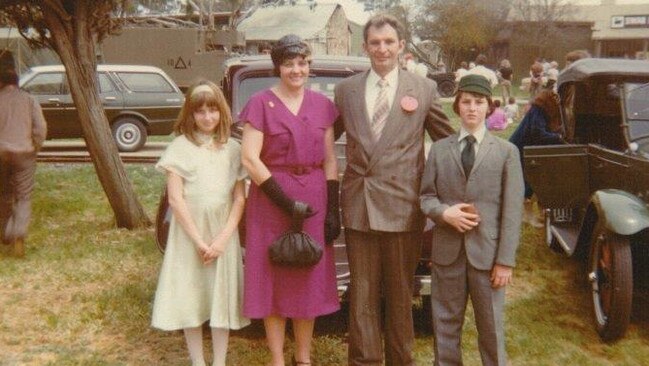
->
xmin=497 ymin=59 xmax=513 ymax=103
xmin=509 ymin=89 xmax=564 ymax=228
xmin=420 ymin=74 xmax=523 ymax=366
xmin=486 ymin=99 xmax=508 ymax=131
xmin=240 ymin=34 xmax=340 ymax=366
xmin=151 ymin=80 xmax=250 ymax=366
xmin=467 ymin=54 xmax=498 ymax=88
xmin=258 ymin=42 xmax=272 ymax=55
xmin=528 ymin=61 xmax=545 ymax=99
xmin=455 ymin=61 xmax=469 ymax=82
xmin=545 ymin=61 xmax=559 ymax=91
xmin=503 ymin=97 xmax=520 ymax=125
xmin=334 ymin=14 xmax=453 ymax=366
xmin=0 ymin=68 xmax=47 ymax=258
xmin=565 ymin=49 xmax=591 ymax=68
xmin=402 ymin=52 xmax=416 ymax=72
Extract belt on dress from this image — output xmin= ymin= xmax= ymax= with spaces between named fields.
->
xmin=267 ymin=163 xmax=323 ymax=176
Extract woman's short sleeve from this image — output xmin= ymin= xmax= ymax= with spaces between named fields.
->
xmin=239 ymin=92 xmax=266 ymax=132
xmin=155 ymin=137 xmax=197 ymax=181
xmin=324 ymin=97 xmax=339 ymax=128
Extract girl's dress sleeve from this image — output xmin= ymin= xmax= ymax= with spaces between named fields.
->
xmin=229 ymin=140 xmax=248 ymax=181
xmin=155 ymin=137 xmax=197 ymax=181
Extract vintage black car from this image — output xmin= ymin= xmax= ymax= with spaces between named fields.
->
xmin=523 ymin=58 xmax=649 ymax=342
xmin=155 ymin=55 xmax=436 ymax=319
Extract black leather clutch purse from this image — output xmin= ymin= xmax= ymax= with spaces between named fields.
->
xmin=268 ymin=202 xmax=322 ymax=267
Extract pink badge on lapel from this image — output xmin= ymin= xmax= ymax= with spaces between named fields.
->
xmin=400 ymin=95 xmax=418 ymax=113
xmin=268 ymin=101 xmax=275 ymax=108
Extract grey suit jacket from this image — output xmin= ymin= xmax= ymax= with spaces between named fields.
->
xmin=419 ymin=132 xmax=524 ymax=270
xmin=334 ymin=69 xmax=453 ymax=232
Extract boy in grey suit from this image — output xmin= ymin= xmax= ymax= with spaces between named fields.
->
xmin=420 ymin=75 xmax=524 ymax=366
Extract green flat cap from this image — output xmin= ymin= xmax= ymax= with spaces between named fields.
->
xmin=457 ymin=74 xmax=492 ymax=97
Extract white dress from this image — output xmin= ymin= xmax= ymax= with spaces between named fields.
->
xmin=151 ymin=135 xmax=250 ymax=331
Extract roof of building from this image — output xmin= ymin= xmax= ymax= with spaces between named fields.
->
xmin=578 ymin=4 xmax=649 ymax=40
xmin=237 ymin=3 xmax=343 ymax=42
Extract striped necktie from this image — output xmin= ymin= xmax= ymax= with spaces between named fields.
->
xmin=371 ymin=78 xmax=389 ymax=141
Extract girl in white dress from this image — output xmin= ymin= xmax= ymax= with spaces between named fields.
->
xmin=152 ymin=81 xmax=249 ymax=366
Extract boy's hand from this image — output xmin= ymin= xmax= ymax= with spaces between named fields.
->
xmin=442 ymin=203 xmax=480 ymax=233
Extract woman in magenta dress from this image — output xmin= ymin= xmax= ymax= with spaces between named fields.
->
xmin=240 ymin=35 xmax=340 ymax=366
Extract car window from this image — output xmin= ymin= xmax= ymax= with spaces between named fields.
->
xmin=116 ymin=72 xmax=174 ymax=93
xmin=22 ymin=72 xmax=65 ymax=95
xmin=235 ymin=75 xmax=343 ymax=116
xmin=98 ymin=73 xmax=115 ymax=93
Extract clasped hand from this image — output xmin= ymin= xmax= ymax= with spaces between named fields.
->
xmin=195 ymin=235 xmax=227 ymax=265
xmin=442 ymin=203 xmax=480 ymax=233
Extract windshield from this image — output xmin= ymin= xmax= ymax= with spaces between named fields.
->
xmin=233 ymin=75 xmax=343 ymax=119
xmin=624 ymin=82 xmax=649 ymax=154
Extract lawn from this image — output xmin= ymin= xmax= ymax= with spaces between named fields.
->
xmin=1 ymin=109 xmax=649 ymax=365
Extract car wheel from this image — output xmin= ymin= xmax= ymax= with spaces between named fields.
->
xmin=588 ymin=230 xmax=633 ymax=342
xmin=112 ymin=117 xmax=147 ymax=152
xmin=437 ymin=80 xmax=456 ymax=98
xmin=154 ymin=187 xmax=170 ymax=254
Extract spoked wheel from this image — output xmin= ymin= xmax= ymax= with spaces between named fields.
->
xmin=588 ymin=231 xmax=633 ymax=342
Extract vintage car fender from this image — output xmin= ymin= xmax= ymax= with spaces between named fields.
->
xmin=590 ymin=189 xmax=649 ymax=236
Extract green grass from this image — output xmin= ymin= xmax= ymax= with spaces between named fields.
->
xmin=1 ymin=117 xmax=649 ymax=364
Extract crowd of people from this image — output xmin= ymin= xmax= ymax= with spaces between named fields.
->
xmin=2 ymin=11 xmax=600 ymax=366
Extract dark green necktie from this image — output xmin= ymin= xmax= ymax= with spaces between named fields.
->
xmin=461 ymin=135 xmax=476 ymax=178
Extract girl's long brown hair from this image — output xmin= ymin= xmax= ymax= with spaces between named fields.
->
xmin=173 ymin=80 xmax=232 ymax=145
xmin=533 ymin=89 xmax=561 ymax=132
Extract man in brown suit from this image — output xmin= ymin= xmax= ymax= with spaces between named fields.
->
xmin=334 ymin=14 xmax=453 ymax=366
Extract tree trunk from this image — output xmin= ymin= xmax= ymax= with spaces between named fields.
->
xmin=43 ymin=4 xmax=151 ymax=229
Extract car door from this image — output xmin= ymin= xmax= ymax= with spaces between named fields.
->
xmin=20 ymin=71 xmax=70 ymax=138
xmin=57 ymin=72 xmax=124 ymax=138
xmin=98 ymin=72 xmax=124 ymax=123
xmin=588 ymin=145 xmax=631 ymax=195
xmin=523 ymin=144 xmax=590 ymax=209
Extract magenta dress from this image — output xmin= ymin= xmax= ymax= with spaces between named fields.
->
xmin=241 ymin=89 xmax=340 ymax=318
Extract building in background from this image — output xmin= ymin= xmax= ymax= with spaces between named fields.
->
xmin=237 ymin=2 xmax=351 ymax=56
xmin=578 ymin=0 xmax=649 ymax=58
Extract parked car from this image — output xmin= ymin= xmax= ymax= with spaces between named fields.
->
xmin=523 ymin=58 xmax=649 ymax=342
xmin=155 ymin=54 xmax=436 ymax=318
xmin=19 ymin=64 xmax=183 ymax=152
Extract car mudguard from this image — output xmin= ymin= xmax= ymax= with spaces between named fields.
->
xmin=590 ymin=189 xmax=649 ymax=236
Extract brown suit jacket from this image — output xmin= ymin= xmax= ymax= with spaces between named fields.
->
xmin=334 ymin=69 xmax=453 ymax=232
xmin=419 ymin=132 xmax=524 ymax=270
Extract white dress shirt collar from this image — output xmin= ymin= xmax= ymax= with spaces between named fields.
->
xmin=458 ymin=124 xmax=487 ymax=153
xmin=365 ymin=67 xmax=400 ymax=121
xmin=367 ymin=66 xmax=399 ymax=89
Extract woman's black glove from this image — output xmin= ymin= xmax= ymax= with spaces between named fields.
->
xmin=260 ymin=177 xmax=314 ymax=224
xmin=324 ymin=180 xmax=341 ymax=245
